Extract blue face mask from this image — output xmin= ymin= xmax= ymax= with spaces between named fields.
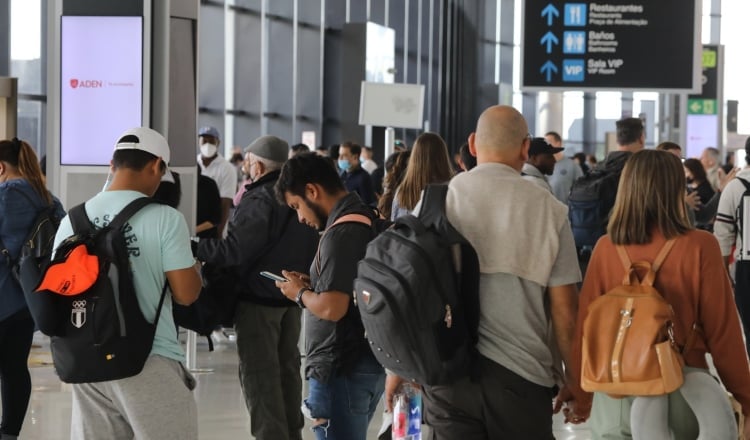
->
xmin=338 ymin=159 xmax=351 ymax=171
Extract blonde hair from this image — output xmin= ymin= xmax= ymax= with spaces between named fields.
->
xmin=607 ymin=149 xmax=692 ymax=244
xmin=396 ymin=133 xmax=453 ymax=211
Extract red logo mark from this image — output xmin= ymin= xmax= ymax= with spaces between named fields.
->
xmin=70 ymin=79 xmax=79 ymax=88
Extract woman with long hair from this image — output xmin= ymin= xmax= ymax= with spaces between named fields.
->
xmin=377 ymin=150 xmax=410 ymax=220
xmin=0 ymin=138 xmax=64 ymax=439
xmin=391 ymin=133 xmax=453 ymax=220
xmin=683 ymin=158 xmax=716 ymax=231
xmin=565 ymin=150 xmax=750 ymax=438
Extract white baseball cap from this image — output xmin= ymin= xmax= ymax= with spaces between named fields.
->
xmin=114 ymin=127 xmax=171 ymax=166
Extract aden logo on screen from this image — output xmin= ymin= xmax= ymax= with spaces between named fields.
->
xmin=69 ymin=79 xmax=104 ymax=89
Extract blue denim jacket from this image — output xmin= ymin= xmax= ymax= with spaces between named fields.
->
xmin=0 ymin=179 xmax=64 ymax=321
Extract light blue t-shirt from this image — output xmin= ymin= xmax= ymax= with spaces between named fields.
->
xmin=53 ymin=190 xmax=195 ymax=362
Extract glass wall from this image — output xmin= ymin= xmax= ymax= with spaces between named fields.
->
xmin=10 ymin=0 xmax=45 ymax=154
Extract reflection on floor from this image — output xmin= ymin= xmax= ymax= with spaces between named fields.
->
xmin=20 ymin=334 xmax=592 ymax=439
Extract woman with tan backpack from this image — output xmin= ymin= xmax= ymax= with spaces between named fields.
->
xmin=564 ymin=149 xmax=750 ymax=438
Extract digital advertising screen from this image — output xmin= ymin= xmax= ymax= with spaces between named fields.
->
xmin=60 ymin=16 xmax=143 ymax=165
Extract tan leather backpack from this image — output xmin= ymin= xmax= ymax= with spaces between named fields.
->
xmin=581 ymin=239 xmax=685 ymax=397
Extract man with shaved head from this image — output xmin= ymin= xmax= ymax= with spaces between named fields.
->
xmin=421 ymin=106 xmax=585 ymax=438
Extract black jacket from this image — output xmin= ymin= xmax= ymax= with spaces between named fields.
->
xmin=196 ymin=170 xmax=319 ymax=307
xmin=341 ymin=166 xmax=376 ymax=206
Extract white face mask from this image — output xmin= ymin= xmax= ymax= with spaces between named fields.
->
xmin=200 ymin=143 xmax=218 ymax=158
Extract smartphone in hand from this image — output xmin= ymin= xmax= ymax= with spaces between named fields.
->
xmin=260 ymin=271 xmax=288 ymax=282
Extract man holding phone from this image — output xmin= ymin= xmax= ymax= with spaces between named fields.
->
xmin=194 ymin=135 xmax=318 ymax=440
xmin=274 ymin=153 xmax=385 ymax=440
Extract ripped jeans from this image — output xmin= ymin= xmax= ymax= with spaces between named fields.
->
xmin=302 ymin=355 xmax=385 ymax=440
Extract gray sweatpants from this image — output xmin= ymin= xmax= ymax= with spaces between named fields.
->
xmin=70 ymin=355 xmax=198 ymax=440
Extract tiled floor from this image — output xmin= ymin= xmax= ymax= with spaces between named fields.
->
xmin=18 ymin=334 xmax=592 ymax=439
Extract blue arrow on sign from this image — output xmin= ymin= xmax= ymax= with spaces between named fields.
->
xmin=540 ymin=61 xmax=558 ymax=82
xmin=541 ymin=4 xmax=560 ymax=26
xmin=540 ymin=31 xmax=559 ymax=54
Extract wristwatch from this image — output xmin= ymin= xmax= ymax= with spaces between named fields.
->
xmin=295 ymin=287 xmax=308 ymax=309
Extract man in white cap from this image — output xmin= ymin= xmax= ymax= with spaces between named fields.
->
xmin=198 ymin=126 xmax=237 ymax=236
xmin=52 ymin=127 xmax=202 ymax=439
xmin=195 ymin=136 xmax=318 ymax=440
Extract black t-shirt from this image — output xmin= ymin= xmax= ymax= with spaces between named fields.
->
xmin=305 ymin=193 xmax=377 ymax=383
xmin=197 ymin=174 xmax=222 ymax=239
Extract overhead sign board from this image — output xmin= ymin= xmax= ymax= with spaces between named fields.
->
xmin=687 ymin=45 xmax=719 ymax=115
xmin=686 ymin=45 xmax=723 ymax=159
xmin=359 ymin=82 xmax=425 ymax=129
xmin=521 ymin=1 xmax=701 ymax=92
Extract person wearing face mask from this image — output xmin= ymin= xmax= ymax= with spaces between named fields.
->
xmin=198 ymin=126 xmax=238 ymax=237
xmin=194 ymin=136 xmax=319 ymax=440
xmin=338 ymin=141 xmax=376 ymax=206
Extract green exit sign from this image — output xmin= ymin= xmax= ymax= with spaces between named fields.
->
xmin=688 ymin=99 xmax=718 ymax=115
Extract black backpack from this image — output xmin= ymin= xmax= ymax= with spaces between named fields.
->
xmin=568 ymin=167 xmax=621 ymax=252
xmin=24 ymin=198 xmax=168 ymax=383
xmin=172 ymin=262 xmax=239 ymax=350
xmin=353 ymin=184 xmax=480 ymax=385
xmin=0 ymin=187 xmax=62 ymax=295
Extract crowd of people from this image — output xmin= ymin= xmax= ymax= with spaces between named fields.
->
xmin=1 ymin=107 xmax=749 ymax=440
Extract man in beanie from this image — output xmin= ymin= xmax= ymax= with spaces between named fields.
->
xmin=715 ymin=136 xmax=750 ymax=354
xmin=195 ymin=135 xmax=319 ymax=440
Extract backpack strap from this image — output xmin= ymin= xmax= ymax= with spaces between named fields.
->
xmin=616 ymin=239 xmax=676 ymax=287
xmin=314 ymin=213 xmax=372 ymax=276
xmin=736 ymin=178 xmax=750 ymax=239
xmin=737 ymin=177 xmax=750 ymax=192
xmin=108 ymin=197 xmax=162 ymax=231
xmin=2 ymin=186 xmax=51 ymax=265
xmin=70 ymin=197 xmax=161 ymax=236
xmin=651 ymin=239 xmax=676 ymax=273
xmin=330 ymin=214 xmax=372 ymax=228
xmin=0 ymin=237 xmax=9 ymax=267
xmin=418 ymin=184 xmax=449 ymax=228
